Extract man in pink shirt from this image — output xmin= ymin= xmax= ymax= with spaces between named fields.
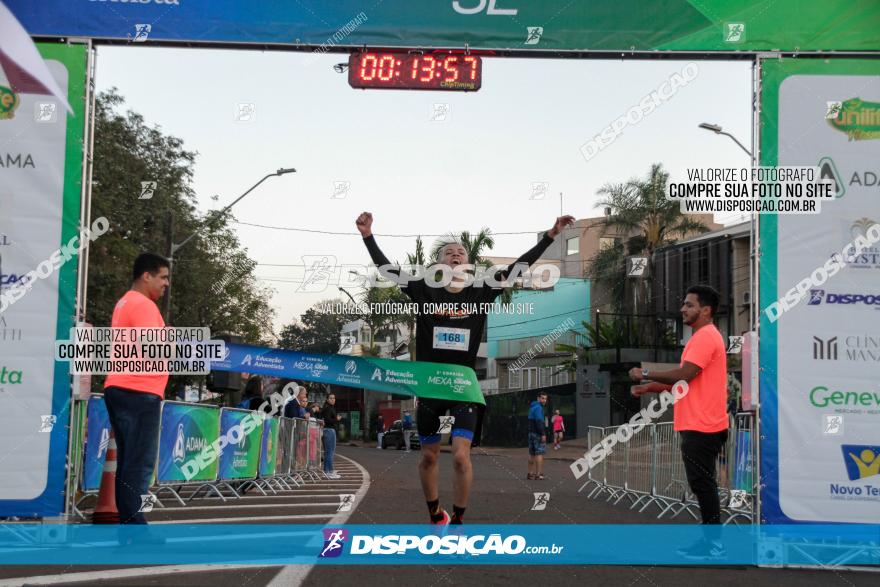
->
xmin=103 ymin=253 xmax=170 ymax=525
xmin=629 ymin=285 xmax=729 ymax=559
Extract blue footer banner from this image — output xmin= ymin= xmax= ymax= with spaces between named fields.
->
xmin=3 ymin=525 xmax=878 ymax=566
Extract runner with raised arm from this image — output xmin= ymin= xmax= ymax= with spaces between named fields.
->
xmin=356 ymin=212 xmax=575 ymax=525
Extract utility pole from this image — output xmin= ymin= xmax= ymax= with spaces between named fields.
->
xmin=162 ymin=210 xmax=173 ymax=321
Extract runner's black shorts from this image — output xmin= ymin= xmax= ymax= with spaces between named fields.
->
xmin=417 ymin=399 xmax=479 ymax=445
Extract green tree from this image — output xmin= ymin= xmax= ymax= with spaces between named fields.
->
xmin=398 ymin=236 xmax=427 ymax=360
xmin=358 ymin=280 xmax=399 ymax=357
xmin=588 ymin=163 xmax=711 ymax=313
xmin=278 ymin=298 xmax=349 ymax=354
xmin=88 ymin=90 xmax=274 ymax=395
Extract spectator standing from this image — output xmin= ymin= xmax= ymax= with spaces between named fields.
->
xmin=103 ymin=253 xmax=170 ymax=530
xmin=321 ymin=394 xmax=342 ymax=478
xmin=527 ymin=392 xmax=548 ymax=480
xmin=402 ymin=410 xmax=414 ymax=452
xmin=239 ymin=375 xmax=264 ymax=411
xmin=629 ymin=285 xmax=729 ymax=559
xmin=377 ymin=414 xmax=385 ymax=450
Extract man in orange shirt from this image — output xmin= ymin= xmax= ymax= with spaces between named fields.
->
xmin=103 ymin=253 xmax=170 ymax=525
xmin=629 ymin=285 xmax=729 ymax=558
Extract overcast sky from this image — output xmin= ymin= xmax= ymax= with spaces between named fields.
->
xmin=94 ymin=47 xmax=752 ymax=334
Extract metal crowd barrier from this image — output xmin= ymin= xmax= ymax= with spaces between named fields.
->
xmin=652 ymin=422 xmax=697 ymax=519
xmin=293 ymin=417 xmax=311 ymax=481
xmin=580 ymin=426 xmax=606 ymax=498
xmin=154 ymin=401 xmax=221 ymax=505
xmin=72 ymin=396 xmax=324 ymax=514
xmin=725 ymin=413 xmax=757 ymax=524
xmin=578 ymin=413 xmax=757 ymax=524
xmin=303 ymin=419 xmax=322 ymax=481
xmin=69 ymin=397 xmax=93 ymax=519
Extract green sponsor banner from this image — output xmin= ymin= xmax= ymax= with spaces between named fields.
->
xmin=9 ymin=1 xmax=879 ymax=53
xmin=218 ymin=409 xmax=262 ymax=481
xmin=0 ymin=42 xmax=86 ymax=517
xmin=157 ymin=402 xmax=220 ymax=483
xmin=259 ymin=417 xmax=278 ymax=477
xmin=759 ymin=58 xmax=880 ymax=524
xmin=214 ymin=344 xmax=486 ymax=406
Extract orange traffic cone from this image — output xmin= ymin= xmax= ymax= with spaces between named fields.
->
xmin=92 ymin=430 xmax=119 ymax=524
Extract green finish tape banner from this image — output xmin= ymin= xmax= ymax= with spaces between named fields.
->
xmin=213 ymin=343 xmax=485 ymax=406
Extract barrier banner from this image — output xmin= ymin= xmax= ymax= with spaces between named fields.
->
xmin=212 ymin=343 xmax=484 ymax=405
xmin=733 ymin=430 xmax=753 ymax=493
xmin=157 ymin=402 xmax=219 ymax=483
xmin=294 ymin=419 xmax=308 ymax=473
xmin=6 ymin=1 xmax=880 ymax=53
xmin=278 ymin=417 xmax=294 ymax=476
xmin=0 ymin=42 xmax=86 ymax=516
xmin=218 ymin=409 xmax=262 ymax=481
xmin=760 ymin=58 xmax=880 ymax=523
xmin=82 ymin=396 xmax=111 ymax=492
xmin=308 ymin=421 xmax=320 ymax=471
xmin=259 ymin=417 xmax=279 ymax=477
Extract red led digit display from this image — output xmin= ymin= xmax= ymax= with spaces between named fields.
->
xmin=348 ymin=52 xmax=482 ymax=91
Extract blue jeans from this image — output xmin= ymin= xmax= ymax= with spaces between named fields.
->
xmin=323 ymin=428 xmax=337 ymax=472
xmin=103 ymin=387 xmax=162 ymax=524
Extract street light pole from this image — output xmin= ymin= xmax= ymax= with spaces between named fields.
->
xmin=697 ymin=122 xmax=752 ymax=157
xmin=161 ymin=167 xmax=296 ymax=321
xmin=698 ymin=121 xmax=758 ymax=336
xmin=337 ymin=285 xmax=369 ymax=441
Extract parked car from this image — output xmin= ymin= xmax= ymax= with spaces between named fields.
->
xmin=381 ymin=420 xmax=420 ymax=450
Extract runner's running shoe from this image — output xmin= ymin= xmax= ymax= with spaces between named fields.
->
xmin=430 ymin=508 xmax=451 ymax=525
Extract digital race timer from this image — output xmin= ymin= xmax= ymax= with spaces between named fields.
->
xmin=348 ymin=52 xmax=482 ymax=91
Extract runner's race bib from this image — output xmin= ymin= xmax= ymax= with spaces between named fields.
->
xmin=433 ymin=327 xmax=469 ymax=351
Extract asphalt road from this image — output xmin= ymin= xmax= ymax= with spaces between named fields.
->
xmin=1 ymin=446 xmax=877 ymax=586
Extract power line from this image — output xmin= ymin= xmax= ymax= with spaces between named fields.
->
xmin=232 ymin=220 xmax=543 ymax=238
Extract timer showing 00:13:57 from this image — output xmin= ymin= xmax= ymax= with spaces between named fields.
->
xmin=347 ymin=52 xmax=482 ymax=91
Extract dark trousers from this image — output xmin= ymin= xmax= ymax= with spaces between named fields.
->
xmin=104 ymin=387 xmax=162 ymax=524
xmin=680 ymin=429 xmax=728 ymax=528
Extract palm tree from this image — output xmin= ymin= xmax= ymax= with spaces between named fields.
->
xmin=429 ymin=228 xmax=516 ymax=304
xmin=554 ymin=318 xmax=637 ymax=376
xmin=393 ymin=236 xmax=427 ymax=360
xmin=358 ymin=276 xmax=398 ymax=357
xmin=406 ymin=235 xmax=426 ymax=269
xmin=589 ymin=163 xmax=711 ymax=314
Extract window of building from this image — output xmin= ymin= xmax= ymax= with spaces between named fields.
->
xmin=508 ymin=367 xmax=521 ymax=389
xmin=542 ymin=366 xmax=554 ymax=387
xmin=566 ymin=236 xmax=579 ymax=256
xmin=698 ymin=243 xmax=710 ymax=283
xmin=523 ymin=367 xmax=538 ymax=389
xmin=558 ymin=370 xmax=570 ymax=384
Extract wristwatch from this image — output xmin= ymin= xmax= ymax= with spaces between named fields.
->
xmin=641 ymin=368 xmax=650 ymax=379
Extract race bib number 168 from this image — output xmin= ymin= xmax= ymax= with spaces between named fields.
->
xmin=433 ymin=327 xmax=469 ymax=351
